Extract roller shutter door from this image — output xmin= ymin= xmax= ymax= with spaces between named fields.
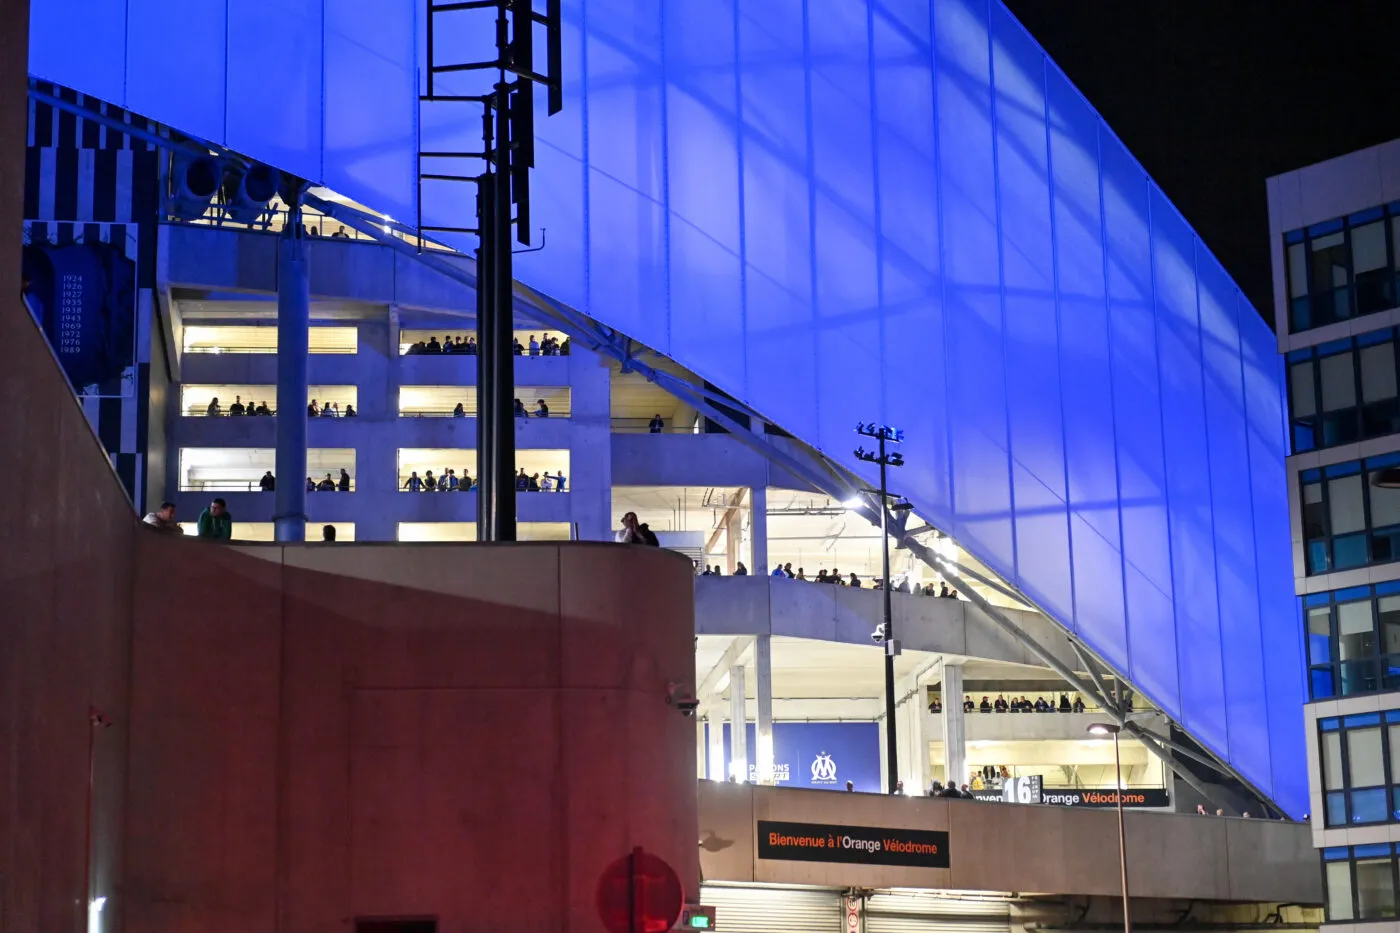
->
xmin=701 ymin=884 xmax=844 ymax=933
xmin=864 ymin=891 xmax=1011 ymax=933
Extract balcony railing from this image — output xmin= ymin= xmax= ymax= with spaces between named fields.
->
xmin=179 ymin=479 xmax=357 ymax=492
xmin=183 ymin=409 xmax=360 ymax=418
xmin=610 ymin=418 xmax=697 ymax=434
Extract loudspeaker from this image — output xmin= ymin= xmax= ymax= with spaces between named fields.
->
xmin=169 ymin=153 xmax=221 ymax=221
xmin=220 ymin=163 xmax=282 ymax=223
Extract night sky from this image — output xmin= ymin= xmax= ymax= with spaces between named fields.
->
xmin=1003 ymin=0 xmax=1400 ymax=325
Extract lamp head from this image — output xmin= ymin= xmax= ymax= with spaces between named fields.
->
xmin=1087 ymin=722 xmax=1121 ymax=736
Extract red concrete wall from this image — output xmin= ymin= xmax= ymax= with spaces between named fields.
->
xmin=125 ymin=540 xmax=699 ymax=933
xmin=0 ymin=2 xmax=140 ymax=928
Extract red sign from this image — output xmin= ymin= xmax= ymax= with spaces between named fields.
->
xmin=596 ymin=848 xmax=684 ymax=933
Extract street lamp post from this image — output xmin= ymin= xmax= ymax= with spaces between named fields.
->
xmin=1089 ymin=722 xmax=1131 ymax=933
xmin=855 ymin=422 xmax=906 ymax=795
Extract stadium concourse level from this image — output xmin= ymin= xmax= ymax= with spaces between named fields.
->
xmin=403 ymin=333 xmax=570 ymax=356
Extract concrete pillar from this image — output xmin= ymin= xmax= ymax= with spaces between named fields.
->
xmin=706 ymin=715 xmax=726 ymax=781
xmin=878 ymin=717 xmax=889 ymax=791
xmin=942 ymin=662 xmax=966 ymax=791
xmin=356 ymin=308 xmax=396 ymax=420
xmin=749 ymin=486 xmax=767 ymax=575
xmin=915 ymin=695 xmax=934 ymax=795
xmin=897 ymin=687 xmax=930 ymax=796
xmin=725 ymin=508 xmax=740 ymax=574
xmin=695 ymin=719 xmax=707 ymax=780
xmin=566 ymin=347 xmax=612 ymax=540
xmin=729 ymin=664 xmax=747 ymax=782
xmin=273 ymin=229 xmax=309 ymax=542
xmin=754 ymin=635 xmax=774 ymax=784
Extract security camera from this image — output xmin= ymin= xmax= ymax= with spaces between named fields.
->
xmin=872 ymin=623 xmax=887 ymax=643
xmin=666 ymin=681 xmax=700 ymax=716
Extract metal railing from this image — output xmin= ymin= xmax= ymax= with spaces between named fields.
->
xmin=182 ymin=344 xmax=358 ymax=356
xmin=400 ymin=344 xmax=572 ymax=357
xmin=397 ymin=477 xmax=569 ymax=492
xmin=171 ymin=204 xmax=459 ymax=253
xmin=610 ymin=418 xmax=698 ymax=434
xmin=398 ymin=406 xmax=572 ymax=419
xmin=179 ymin=479 xmax=357 ymax=492
xmin=184 ymin=409 xmax=361 ymax=418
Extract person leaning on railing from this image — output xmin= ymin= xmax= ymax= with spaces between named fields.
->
xmin=196 ymin=498 xmax=232 ymax=541
xmin=142 ymin=501 xmax=182 ymax=535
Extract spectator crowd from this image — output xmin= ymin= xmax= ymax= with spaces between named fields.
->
xmin=403 ymin=334 xmax=571 ymax=356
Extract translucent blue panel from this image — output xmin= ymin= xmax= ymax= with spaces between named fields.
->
xmin=662 ymin=0 xmax=746 ymax=400
xmin=1100 ymin=134 xmax=1179 ymax=718
xmin=1101 ymin=137 xmax=1172 ymax=598
xmin=663 ymin=0 xmax=741 ymax=256
xmin=586 ymin=172 xmax=668 ymax=352
xmin=990 ymin=6 xmax=1071 ymax=622
xmin=584 ymin=0 xmax=663 ymax=201
xmin=1197 ymin=248 xmax=1270 ymax=795
xmin=808 ymin=0 xmax=880 ymax=458
xmin=1124 ymin=562 xmax=1180 ymax=713
xmin=323 ymin=0 xmax=417 ymax=226
xmin=1346 ymin=712 xmax=1383 ymax=727
xmin=514 ymin=3 xmax=589 ymax=314
xmin=737 ymin=0 xmax=817 ymax=444
xmin=669 ymin=219 xmax=747 ymax=402
xmin=1012 ymin=464 xmax=1074 ymax=623
xmin=125 ymin=0 xmax=226 ymax=146
xmin=28 ymin=0 xmax=126 ymax=108
xmin=1048 ymin=69 xmax=1119 ymax=550
xmin=225 ymin=0 xmax=323 ymax=183
xmin=936 ymin=0 xmax=1015 ymax=573
xmin=871 ymin=3 xmax=952 ymax=530
xmin=1151 ymin=189 xmax=1226 ymax=755
xmin=1070 ymin=515 xmax=1129 ymax=672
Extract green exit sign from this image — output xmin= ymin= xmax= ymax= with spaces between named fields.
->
xmin=681 ymin=906 xmax=716 ymax=931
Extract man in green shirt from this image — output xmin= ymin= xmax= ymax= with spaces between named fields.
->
xmin=196 ymin=498 xmax=233 ymax=541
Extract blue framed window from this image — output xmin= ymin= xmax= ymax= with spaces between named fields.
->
xmin=1318 ymin=713 xmax=1400 ymax=829
xmin=1287 ymin=328 xmax=1400 ymax=453
xmin=1323 ymin=843 xmax=1400 ymax=921
xmin=1286 ymin=204 xmax=1400 ymax=333
xmin=1301 ymin=456 xmax=1400 ymax=575
xmin=1305 ymin=584 xmax=1400 ymax=699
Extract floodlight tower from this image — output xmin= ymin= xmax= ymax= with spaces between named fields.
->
xmin=854 ymin=422 xmax=907 ymax=794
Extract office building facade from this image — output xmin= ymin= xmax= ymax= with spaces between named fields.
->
xmin=1270 ymin=139 xmax=1400 ymax=928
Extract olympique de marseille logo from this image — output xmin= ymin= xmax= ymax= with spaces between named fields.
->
xmin=811 ymin=752 xmax=837 ymax=783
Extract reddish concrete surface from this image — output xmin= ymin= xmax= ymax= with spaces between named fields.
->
xmin=123 ymin=540 xmax=698 ymax=933
xmin=0 ymin=2 xmax=138 ymax=929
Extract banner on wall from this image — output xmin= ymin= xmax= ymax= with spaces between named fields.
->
xmin=717 ymin=722 xmax=881 ymax=792
xmin=758 ymin=819 xmax=950 ymax=868
xmin=21 ymin=237 xmax=137 ymax=396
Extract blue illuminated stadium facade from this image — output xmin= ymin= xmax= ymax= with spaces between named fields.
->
xmin=28 ymin=0 xmax=1306 ymax=816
